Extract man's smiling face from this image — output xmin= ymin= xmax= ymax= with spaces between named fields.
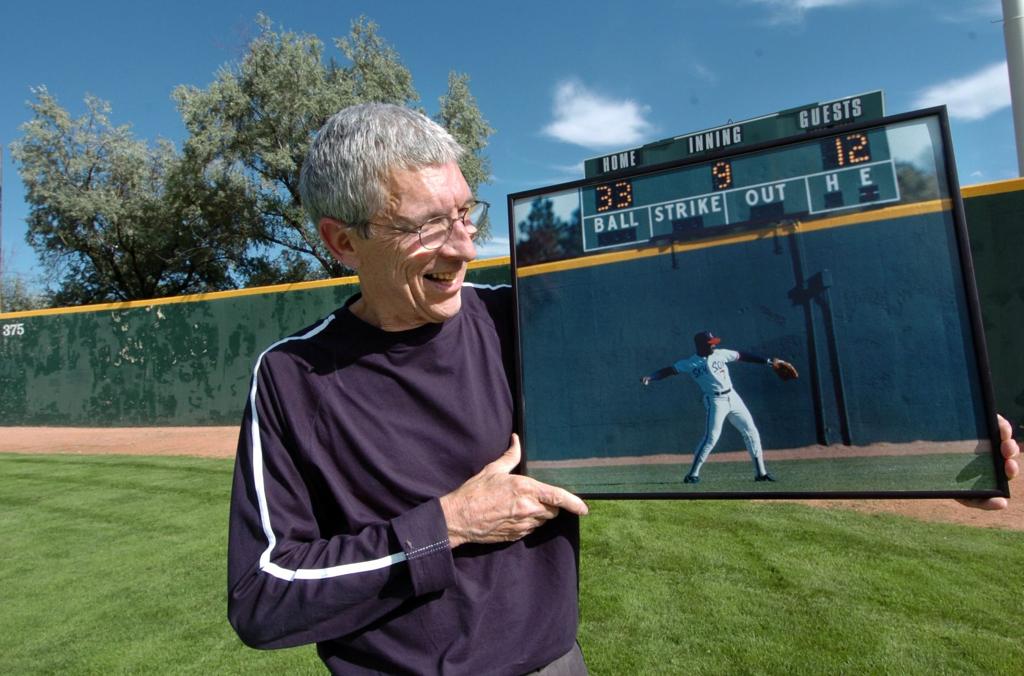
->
xmin=341 ymin=162 xmax=477 ymax=331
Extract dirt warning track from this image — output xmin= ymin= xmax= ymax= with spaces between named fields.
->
xmin=1 ymin=426 xmax=1019 ymax=531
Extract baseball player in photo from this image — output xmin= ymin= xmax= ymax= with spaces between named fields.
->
xmin=641 ymin=330 xmax=798 ymax=484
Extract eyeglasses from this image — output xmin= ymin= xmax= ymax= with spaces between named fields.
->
xmin=368 ymin=200 xmax=489 ymax=250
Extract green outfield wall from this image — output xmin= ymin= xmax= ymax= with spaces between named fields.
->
xmin=0 ymin=179 xmax=1021 ymax=430
xmin=0 ymin=264 xmax=509 ymax=426
xmin=962 ymin=179 xmax=1024 ymax=434
xmin=519 ymin=205 xmax=984 ymax=458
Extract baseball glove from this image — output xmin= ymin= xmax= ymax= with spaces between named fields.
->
xmin=771 ymin=359 xmax=799 ymax=381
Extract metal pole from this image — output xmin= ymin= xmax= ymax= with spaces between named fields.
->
xmin=1005 ymin=0 xmax=1024 ymax=176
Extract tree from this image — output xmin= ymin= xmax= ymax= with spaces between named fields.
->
xmin=515 ymin=198 xmax=582 ymax=265
xmin=0 ymin=274 xmax=46 ymax=313
xmin=12 ymin=15 xmax=494 ymax=305
xmin=173 ymin=15 xmax=494 ymax=284
xmin=895 ymin=162 xmax=940 ymax=202
xmin=436 ymin=72 xmax=494 ymax=204
xmin=11 ymin=89 xmax=251 ymax=305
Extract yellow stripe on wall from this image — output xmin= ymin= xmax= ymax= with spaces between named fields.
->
xmin=0 ymin=257 xmax=510 ymax=320
xmin=517 ymin=199 xmax=952 ymax=278
xmin=960 ymin=177 xmax=1024 ymax=199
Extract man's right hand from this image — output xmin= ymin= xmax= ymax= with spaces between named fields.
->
xmin=439 ymin=434 xmax=588 ymax=548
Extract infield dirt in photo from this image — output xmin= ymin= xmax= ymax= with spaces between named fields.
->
xmin=526 ymin=439 xmax=988 ymax=469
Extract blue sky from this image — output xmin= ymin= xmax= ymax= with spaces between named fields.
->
xmin=0 ymin=0 xmax=1016 ymax=287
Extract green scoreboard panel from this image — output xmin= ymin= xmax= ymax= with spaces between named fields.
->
xmin=583 ymin=91 xmax=885 ymax=178
xmin=580 ymin=126 xmax=897 ymax=252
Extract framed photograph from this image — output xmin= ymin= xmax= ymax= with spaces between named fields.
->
xmin=508 ymin=107 xmax=1009 ymax=500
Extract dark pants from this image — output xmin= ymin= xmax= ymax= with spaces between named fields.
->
xmin=526 ymin=643 xmax=587 ymax=676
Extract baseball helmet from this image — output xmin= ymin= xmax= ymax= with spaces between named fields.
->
xmin=693 ymin=330 xmax=721 ymax=356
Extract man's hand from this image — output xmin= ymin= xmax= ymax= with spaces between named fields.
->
xmin=957 ymin=414 xmax=1020 ymax=510
xmin=440 ymin=434 xmax=588 ymax=548
xmin=641 ymin=376 xmax=652 ymax=386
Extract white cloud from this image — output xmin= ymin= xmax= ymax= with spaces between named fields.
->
xmin=542 ymin=80 xmax=654 ymax=149
xmin=885 ymin=118 xmax=940 ymax=169
xmin=748 ymin=0 xmax=865 ymax=24
xmin=551 ymin=162 xmax=585 ymax=176
xmin=692 ymin=63 xmax=718 ymax=83
xmin=475 ymin=233 xmax=511 ymax=259
xmin=936 ymin=0 xmax=1001 ymax=23
xmin=779 ymin=0 xmax=859 ymax=7
xmin=913 ymin=62 xmax=1010 ymax=121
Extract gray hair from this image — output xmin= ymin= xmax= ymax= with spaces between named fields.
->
xmin=299 ymin=103 xmax=464 ymax=238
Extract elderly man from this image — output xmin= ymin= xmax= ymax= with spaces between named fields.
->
xmin=227 ymin=102 xmax=1019 ymax=675
xmin=227 ymin=103 xmax=589 ymax=675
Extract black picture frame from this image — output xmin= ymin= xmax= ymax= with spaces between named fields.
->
xmin=508 ymin=107 xmax=1009 ymax=500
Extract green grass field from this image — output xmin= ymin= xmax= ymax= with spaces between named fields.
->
xmin=2 ymin=453 xmax=1022 ymax=674
xmin=531 ymin=451 xmax=1000 ymax=496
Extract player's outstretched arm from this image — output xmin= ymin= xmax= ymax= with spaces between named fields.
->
xmin=641 ymin=366 xmax=678 ymax=386
xmin=440 ymin=434 xmax=588 ymax=548
xmin=736 ymin=352 xmax=799 ymax=380
xmin=956 ymin=414 xmax=1020 ymax=510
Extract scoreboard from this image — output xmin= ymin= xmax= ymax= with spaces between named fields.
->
xmin=580 ymin=126 xmax=897 ymax=251
xmin=509 ymin=109 xmax=938 ymax=265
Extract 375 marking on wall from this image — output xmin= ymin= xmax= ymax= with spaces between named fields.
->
xmin=3 ymin=323 xmax=25 ymax=337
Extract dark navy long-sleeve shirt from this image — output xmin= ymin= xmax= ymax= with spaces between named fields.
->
xmin=227 ymin=285 xmax=580 ymax=675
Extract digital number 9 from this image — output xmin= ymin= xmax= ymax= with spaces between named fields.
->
xmin=711 ymin=160 xmax=733 ymax=190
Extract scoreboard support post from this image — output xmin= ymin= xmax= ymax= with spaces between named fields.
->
xmin=1004 ymin=0 xmax=1024 ymax=175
